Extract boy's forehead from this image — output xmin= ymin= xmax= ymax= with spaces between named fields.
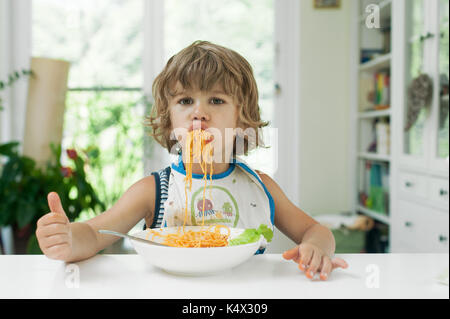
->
xmin=170 ymin=81 xmax=226 ymax=96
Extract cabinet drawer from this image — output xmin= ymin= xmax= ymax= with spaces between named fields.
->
xmin=429 ymin=177 xmax=449 ymax=209
xmin=395 ymin=201 xmax=428 ymax=252
xmin=395 ymin=200 xmax=449 ymax=253
xmin=398 ymin=172 xmax=428 ymax=200
xmin=423 ymin=210 xmax=449 ymax=253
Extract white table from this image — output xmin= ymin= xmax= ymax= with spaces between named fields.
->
xmin=0 ymin=253 xmax=448 ymax=299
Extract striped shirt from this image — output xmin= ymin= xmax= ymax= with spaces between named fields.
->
xmin=144 ymin=166 xmax=171 ymax=229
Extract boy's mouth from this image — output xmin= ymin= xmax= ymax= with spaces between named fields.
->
xmin=188 ymin=121 xmax=209 ymax=132
xmin=188 ymin=121 xmax=214 ymax=143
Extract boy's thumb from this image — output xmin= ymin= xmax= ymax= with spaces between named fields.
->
xmin=47 ymin=192 xmax=66 ymax=216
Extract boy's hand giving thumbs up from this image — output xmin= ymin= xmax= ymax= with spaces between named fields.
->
xmin=36 ymin=192 xmax=73 ymax=260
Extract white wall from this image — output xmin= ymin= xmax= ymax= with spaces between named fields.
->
xmin=298 ymin=0 xmax=351 ymax=217
xmin=267 ymin=0 xmax=351 ymax=253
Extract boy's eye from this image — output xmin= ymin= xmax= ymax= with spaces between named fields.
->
xmin=179 ymin=98 xmax=193 ymax=105
xmin=178 ymin=97 xmax=225 ymax=105
xmin=211 ymin=97 xmax=225 ymax=105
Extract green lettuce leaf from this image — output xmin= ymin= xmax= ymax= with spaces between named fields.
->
xmin=228 ymin=224 xmax=273 ymax=246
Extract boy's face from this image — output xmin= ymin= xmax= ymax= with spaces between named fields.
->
xmin=169 ymin=81 xmax=239 ymax=162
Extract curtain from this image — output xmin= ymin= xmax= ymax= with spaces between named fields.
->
xmin=0 ymin=0 xmax=31 ymax=145
xmin=0 ymin=0 xmax=31 ymax=254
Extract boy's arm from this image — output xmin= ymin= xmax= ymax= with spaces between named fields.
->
xmin=85 ymin=175 xmax=156 ymax=252
xmin=37 ymin=175 xmax=156 ymax=263
xmin=254 ymin=170 xmax=330 ymax=250
xmin=255 ymin=170 xmax=347 ymax=280
xmin=78 ymin=175 xmax=156 ymax=261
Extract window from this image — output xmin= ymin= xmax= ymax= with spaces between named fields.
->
xmin=32 ymin=0 xmax=277 ymax=218
xmin=32 ymin=0 xmax=144 ymax=216
xmin=164 ymin=0 xmax=276 ymax=175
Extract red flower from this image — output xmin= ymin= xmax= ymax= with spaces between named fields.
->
xmin=67 ymin=149 xmax=78 ymax=159
xmin=61 ymin=166 xmax=73 ymax=178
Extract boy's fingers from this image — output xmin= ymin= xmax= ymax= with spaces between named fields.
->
xmin=47 ymin=192 xmax=67 ymax=216
xmin=37 ymin=213 xmax=68 ymax=228
xmin=331 ymin=257 xmax=349 ymax=270
xmin=320 ymin=256 xmax=333 ymax=280
xmin=36 ymin=223 xmax=70 ymax=238
xmin=306 ymin=252 xmax=321 ymax=278
xmin=45 ymin=243 xmax=71 ymax=260
xmin=44 ymin=233 xmax=71 ymax=249
xmin=298 ymin=245 xmax=313 ymax=271
xmin=282 ymin=246 xmax=299 ymax=260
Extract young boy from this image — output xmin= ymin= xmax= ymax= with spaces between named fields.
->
xmin=36 ymin=41 xmax=348 ymax=281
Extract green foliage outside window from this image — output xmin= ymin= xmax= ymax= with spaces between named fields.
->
xmin=63 ymin=91 xmax=149 ymax=219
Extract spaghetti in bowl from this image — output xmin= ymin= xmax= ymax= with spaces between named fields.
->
xmin=130 ymin=226 xmax=264 ymax=276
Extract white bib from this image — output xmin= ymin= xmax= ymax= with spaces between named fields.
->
xmin=161 ymin=154 xmax=275 ymax=233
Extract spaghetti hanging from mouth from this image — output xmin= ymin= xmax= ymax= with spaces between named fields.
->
xmin=147 ymin=128 xmax=231 ymax=247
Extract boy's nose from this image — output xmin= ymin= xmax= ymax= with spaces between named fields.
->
xmin=192 ymin=113 xmax=208 ymax=121
xmin=191 ymin=103 xmax=210 ymax=121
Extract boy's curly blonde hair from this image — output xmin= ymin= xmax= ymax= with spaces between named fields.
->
xmin=145 ymin=40 xmax=269 ymax=156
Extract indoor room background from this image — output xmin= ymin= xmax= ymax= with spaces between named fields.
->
xmin=0 ymin=0 xmax=448 ymax=256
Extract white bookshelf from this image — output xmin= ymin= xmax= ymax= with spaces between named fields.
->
xmin=357 ymin=152 xmax=391 ymax=162
xmin=358 ymin=109 xmax=391 ymax=119
xmin=357 ymin=205 xmax=390 ymax=225
xmin=359 ymin=53 xmax=391 ymax=72
xmin=350 ymin=0 xmax=394 ymax=252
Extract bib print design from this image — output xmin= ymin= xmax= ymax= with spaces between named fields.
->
xmin=190 ymin=185 xmax=239 ymax=227
xmin=161 ymin=154 xmax=275 ymax=236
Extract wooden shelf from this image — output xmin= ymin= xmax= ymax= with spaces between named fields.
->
xmin=358 ymin=109 xmax=391 ymax=119
xmin=357 ymin=205 xmax=390 ymax=225
xmin=358 ymin=152 xmax=391 ymax=162
xmin=359 ymin=53 xmax=391 ymax=72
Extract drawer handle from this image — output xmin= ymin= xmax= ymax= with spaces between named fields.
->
xmin=404 ymin=221 xmax=413 ymax=227
xmin=439 ymin=235 xmax=448 ymax=243
xmin=440 ymin=189 xmax=448 ymax=196
xmin=405 ymin=181 xmax=413 ymax=188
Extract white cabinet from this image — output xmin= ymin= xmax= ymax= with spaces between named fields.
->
xmin=398 ymin=0 xmax=449 ymax=175
xmin=390 ymin=0 xmax=448 ymax=253
xmin=392 ymin=200 xmax=448 ymax=253
xmin=398 ymin=171 xmax=429 ymax=201
xmin=351 ymin=0 xmax=449 ymax=253
xmin=428 ymin=176 xmax=449 ymax=208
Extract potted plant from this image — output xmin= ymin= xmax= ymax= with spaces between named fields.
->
xmin=0 ymin=142 xmax=105 ymax=254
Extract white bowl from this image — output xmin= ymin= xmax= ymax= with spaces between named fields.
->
xmin=130 ymin=226 xmax=263 ymax=276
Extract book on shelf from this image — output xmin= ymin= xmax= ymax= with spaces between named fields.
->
xmin=360 ymin=48 xmax=385 ymax=64
xmin=359 ymin=161 xmax=389 ymax=215
xmin=358 ymin=71 xmax=391 ymax=112
xmin=365 ymin=118 xmax=391 ymax=155
xmin=375 ymin=119 xmax=390 ymax=155
xmin=375 ymin=71 xmax=390 ymax=108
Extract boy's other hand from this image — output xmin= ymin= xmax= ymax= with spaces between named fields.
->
xmin=282 ymin=243 xmax=348 ymax=281
xmin=36 ymin=192 xmax=73 ymax=261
